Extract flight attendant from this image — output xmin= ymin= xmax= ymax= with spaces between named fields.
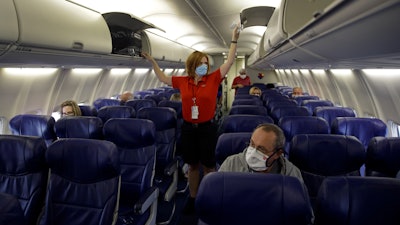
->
xmin=142 ymin=25 xmax=240 ymax=214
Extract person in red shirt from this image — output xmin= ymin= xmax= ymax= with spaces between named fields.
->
xmin=231 ymin=68 xmax=251 ymax=94
xmin=142 ymin=25 xmax=240 ymax=214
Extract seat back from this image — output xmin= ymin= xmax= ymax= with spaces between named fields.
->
xmin=54 ymin=116 xmax=103 ymax=139
xmin=158 ymin=100 xmax=183 ymax=156
xmin=97 ymin=105 xmax=135 ymax=123
xmin=314 ymin=106 xmax=356 ymax=130
xmin=232 ymin=99 xmax=263 ymax=106
xmin=40 ymin=138 xmax=120 ymax=225
xmin=228 ymin=105 xmax=268 ymax=116
xmin=0 ymin=192 xmax=26 ymax=225
xmin=215 ymin=132 xmax=252 ymax=166
xmin=293 ymin=95 xmax=319 ymax=105
xmin=219 ymin=114 xmax=273 ymax=134
xmin=270 ymin=106 xmax=310 ymax=124
xmin=290 ymin=134 xmax=365 ymax=206
xmin=315 ymin=176 xmax=400 ymax=225
xmin=92 ymin=98 xmax=121 ymax=111
xmin=331 ymin=117 xmax=387 ymax=148
xmin=78 ymin=105 xmax=98 ymax=116
xmin=301 ymin=100 xmax=334 ymax=115
xmin=196 ymin=172 xmax=313 ymax=225
xmin=103 ymin=118 xmax=157 ymax=223
xmin=279 ymin=116 xmax=330 ymax=155
xmin=9 ymin=114 xmax=57 ymax=147
xmin=0 ymin=135 xmax=47 ymax=225
xmin=366 ymin=137 xmax=400 ymax=177
xmin=125 ymin=99 xmax=157 ymax=112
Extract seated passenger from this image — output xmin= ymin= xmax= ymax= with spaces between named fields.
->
xmin=61 ymin=100 xmax=82 ymax=117
xmin=219 ymin=123 xmax=303 ymax=182
xmin=119 ymin=91 xmax=133 ymax=105
xmin=169 ymin=93 xmax=181 ymax=102
xmin=292 ymin=86 xmax=303 ymax=98
xmin=249 ymin=86 xmax=262 ymax=97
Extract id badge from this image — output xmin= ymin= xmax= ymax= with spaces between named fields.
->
xmin=191 ymin=105 xmax=199 ymax=119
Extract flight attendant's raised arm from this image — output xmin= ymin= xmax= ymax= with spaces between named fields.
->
xmin=141 ymin=52 xmax=173 ymax=86
xmin=220 ymin=25 xmax=241 ymax=78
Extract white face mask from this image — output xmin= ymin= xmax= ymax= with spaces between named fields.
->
xmin=245 ymin=146 xmax=269 ymax=171
xmin=239 ymin=75 xmax=247 ymax=79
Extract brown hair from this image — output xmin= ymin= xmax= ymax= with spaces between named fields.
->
xmin=60 ymin=100 xmax=82 ymax=116
xmin=186 ymin=51 xmax=210 ymax=78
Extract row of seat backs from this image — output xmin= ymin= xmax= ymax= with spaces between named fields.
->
xmin=0 ymin=135 xmax=121 ymax=225
xmin=195 ymin=172 xmax=400 ymax=225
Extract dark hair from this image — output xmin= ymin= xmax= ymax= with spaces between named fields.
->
xmin=255 ymin=123 xmax=285 ymax=150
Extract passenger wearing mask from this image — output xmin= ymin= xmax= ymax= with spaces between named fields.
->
xmin=231 ymin=68 xmax=251 ymax=95
xmin=249 ymin=86 xmax=262 ymax=97
xmin=219 ymin=123 xmax=303 ymax=182
xmin=292 ymin=86 xmax=303 ymax=98
xmin=119 ymin=91 xmax=133 ymax=104
xmin=142 ymin=25 xmax=241 ymax=214
xmin=60 ymin=100 xmax=82 ymax=117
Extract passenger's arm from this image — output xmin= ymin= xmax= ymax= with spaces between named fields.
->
xmin=142 ymin=52 xmax=172 ymax=86
xmin=220 ymin=26 xmax=240 ymax=78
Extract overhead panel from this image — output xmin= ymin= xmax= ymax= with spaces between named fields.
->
xmin=0 ymin=0 xmax=19 ymax=52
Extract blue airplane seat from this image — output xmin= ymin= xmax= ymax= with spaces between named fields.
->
xmin=218 ymin=114 xmax=273 ymax=134
xmin=125 ymin=99 xmax=157 ymax=113
xmin=103 ymin=118 xmax=158 ymax=225
xmin=39 ymin=138 xmax=120 ymax=225
xmin=315 ymin=176 xmax=400 ymax=225
xmin=233 ymin=94 xmax=261 ymax=100
xmin=270 ymin=105 xmax=310 ymax=124
xmin=78 ymin=104 xmax=98 ymax=116
xmin=9 ymin=114 xmax=57 ymax=147
xmin=301 ymin=100 xmax=334 ymax=116
xmin=54 ymin=116 xmax=103 ymax=139
xmin=293 ymin=95 xmax=320 ymax=106
xmin=231 ymin=98 xmax=263 ymax=106
xmin=235 ymin=86 xmax=252 ymax=95
xmin=144 ymin=94 xmax=167 ymax=105
xmin=92 ymin=98 xmax=121 ymax=111
xmin=289 ymin=134 xmax=365 ymax=208
xmin=228 ymin=105 xmax=268 ymax=116
xmin=196 ymin=172 xmax=313 ymax=225
xmin=136 ymin=107 xmax=178 ymax=224
xmin=366 ymin=137 xmax=400 ymax=177
xmin=0 ymin=135 xmax=47 ymax=225
xmin=158 ymin=100 xmax=183 ymax=154
xmin=0 ymin=192 xmax=26 ymax=225
xmin=266 ymin=99 xmax=297 ymax=113
xmin=215 ymin=132 xmax=252 ymax=166
xmin=278 ymin=116 xmax=330 ymax=157
xmin=97 ymin=105 xmax=136 ymax=124
xmin=314 ymin=106 xmax=356 ymax=130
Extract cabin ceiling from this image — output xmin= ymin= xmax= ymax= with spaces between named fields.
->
xmin=70 ymin=0 xmax=281 ymax=57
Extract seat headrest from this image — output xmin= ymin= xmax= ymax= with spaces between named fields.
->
xmin=103 ymin=118 xmax=156 ymax=148
xmin=0 ymin=135 xmax=47 ymax=174
xmin=215 ymin=132 xmax=252 ymax=165
xmin=220 ymin=115 xmax=273 ymax=133
xmin=46 ymin=138 xmax=119 ymax=183
xmin=97 ymin=105 xmax=135 ymax=123
xmin=55 ymin=116 xmax=103 ymax=139
xmin=279 ymin=116 xmax=330 ymax=139
xmin=158 ymin=100 xmax=182 ymax=118
xmin=366 ymin=137 xmax=400 ymax=177
xmin=196 ymin=172 xmax=313 ymax=225
xmin=136 ymin=107 xmax=177 ymax=130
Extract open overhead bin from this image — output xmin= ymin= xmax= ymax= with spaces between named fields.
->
xmin=0 ymin=0 xmax=20 ymax=56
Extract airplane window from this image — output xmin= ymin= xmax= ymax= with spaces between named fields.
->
xmin=0 ymin=117 xmax=4 ymax=134
xmin=387 ymin=120 xmax=400 ymax=137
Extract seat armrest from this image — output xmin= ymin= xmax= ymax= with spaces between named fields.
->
xmin=134 ymin=186 xmax=159 ymax=215
xmin=164 ymin=159 xmax=178 ymax=176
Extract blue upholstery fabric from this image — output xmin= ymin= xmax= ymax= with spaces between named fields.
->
xmin=266 ymin=99 xmax=297 ymax=112
xmin=158 ymin=100 xmax=183 ymax=155
xmin=301 ymin=100 xmax=334 ymax=115
xmin=93 ymin=98 xmax=121 ymax=111
xmin=215 ymin=132 xmax=252 ymax=166
xmin=0 ymin=192 xmax=26 ymax=225
xmin=103 ymin=118 xmax=158 ymax=225
xmin=314 ymin=106 xmax=356 ymax=129
xmin=9 ymin=114 xmax=57 ymax=147
xmin=219 ymin=114 xmax=273 ymax=134
xmin=228 ymin=105 xmax=268 ymax=116
xmin=97 ymin=105 xmax=136 ymax=123
xmin=196 ymin=172 xmax=313 ymax=225
xmin=40 ymin=138 xmax=120 ymax=225
xmin=290 ymin=134 xmax=365 ymax=206
xmin=78 ymin=105 xmax=98 ymax=116
xmin=125 ymin=99 xmax=157 ymax=113
xmin=232 ymin=98 xmax=263 ymax=106
xmin=331 ymin=117 xmax=387 ymax=148
xmin=293 ymin=95 xmax=320 ymax=106
xmin=54 ymin=116 xmax=103 ymax=139
xmin=0 ymin=135 xmax=47 ymax=225
xmin=315 ymin=176 xmax=400 ymax=225
xmin=279 ymin=116 xmax=330 ymax=156
xmin=366 ymin=137 xmax=400 ymax=177
xmin=270 ymin=106 xmax=310 ymax=124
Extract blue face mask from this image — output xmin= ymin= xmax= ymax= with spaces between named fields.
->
xmin=195 ymin=64 xmax=208 ymax=76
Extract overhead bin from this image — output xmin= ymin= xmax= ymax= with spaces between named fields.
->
xmin=0 ymin=0 xmax=19 ymax=54
xmin=13 ymin=0 xmax=112 ymax=54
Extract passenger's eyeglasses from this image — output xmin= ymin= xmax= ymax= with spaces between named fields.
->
xmin=62 ymin=111 xmax=75 ymax=116
xmin=247 ymin=141 xmax=278 ymax=156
